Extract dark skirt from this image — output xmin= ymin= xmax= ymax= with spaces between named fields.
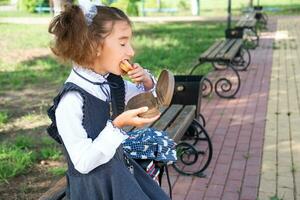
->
xmin=66 ymin=147 xmax=170 ymax=200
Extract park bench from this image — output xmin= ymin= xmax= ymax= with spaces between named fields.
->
xmin=253 ymin=6 xmax=268 ymax=27
xmin=39 ymin=75 xmax=213 ymax=200
xmin=232 ymin=6 xmax=268 ymax=49
xmin=233 ymin=12 xmax=259 ymax=48
xmin=191 ymin=38 xmax=251 ymax=98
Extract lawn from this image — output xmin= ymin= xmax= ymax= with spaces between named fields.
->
xmin=0 ymin=19 xmax=224 ymax=199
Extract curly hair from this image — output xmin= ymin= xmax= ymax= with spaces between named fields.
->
xmin=48 ymin=4 xmax=131 ymax=68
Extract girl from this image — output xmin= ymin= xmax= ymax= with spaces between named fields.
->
xmin=47 ymin=3 xmax=171 ymax=200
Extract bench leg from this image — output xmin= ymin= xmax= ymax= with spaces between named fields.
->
xmin=214 ymin=63 xmax=241 ymax=98
xmin=172 ymin=119 xmax=213 ymax=177
xmin=231 ymin=47 xmax=251 ymax=71
xmin=212 ymin=61 xmax=228 ymax=70
xmin=243 ymin=28 xmax=259 ymax=49
xmin=201 ymin=77 xmax=213 ymax=97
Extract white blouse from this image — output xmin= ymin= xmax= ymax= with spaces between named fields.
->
xmin=55 ymin=66 xmax=155 ymax=174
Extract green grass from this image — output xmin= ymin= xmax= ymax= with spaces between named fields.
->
xmin=48 ymin=166 xmax=67 ymax=176
xmin=0 ymin=10 xmax=51 ymax=18
xmin=133 ymin=22 xmax=224 ymax=76
xmin=0 ymin=21 xmax=223 ymax=91
xmin=0 ymin=143 xmax=36 ymax=183
xmin=40 ymin=147 xmax=62 ymax=161
xmin=0 ymin=111 xmax=8 ymax=126
xmin=0 ymin=135 xmax=63 ymax=183
xmin=14 ymin=135 xmax=35 ymax=149
xmin=0 ymin=23 xmax=51 ymax=51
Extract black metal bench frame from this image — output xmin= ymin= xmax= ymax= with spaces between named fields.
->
xmin=192 ymin=38 xmax=251 ymax=98
xmin=233 ymin=12 xmax=260 ymax=49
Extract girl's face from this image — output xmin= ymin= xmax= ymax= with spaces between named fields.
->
xmin=94 ymin=21 xmax=135 ymax=75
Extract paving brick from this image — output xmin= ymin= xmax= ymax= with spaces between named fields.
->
xmin=222 ymin=191 xmax=239 ymax=200
xmin=204 ymin=185 xmax=224 ymax=198
xmin=224 ymin=179 xmax=242 ymax=193
xmin=185 ymin=190 xmax=205 ymax=200
xmin=240 ymin=186 xmax=258 ymax=200
xmin=243 ymin=175 xmax=260 ymax=187
xmin=228 ymin=169 xmax=244 ymax=180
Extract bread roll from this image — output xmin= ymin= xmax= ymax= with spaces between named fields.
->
xmin=120 ymin=60 xmax=133 ymax=72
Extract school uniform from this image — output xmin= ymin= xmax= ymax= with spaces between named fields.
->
xmin=47 ymin=66 xmax=170 ymax=200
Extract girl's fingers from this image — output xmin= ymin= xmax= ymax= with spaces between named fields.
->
xmin=131 ymin=76 xmax=144 ymax=83
xmin=130 ymin=106 xmax=149 ymax=116
xmin=135 ymin=114 xmax=160 ymax=127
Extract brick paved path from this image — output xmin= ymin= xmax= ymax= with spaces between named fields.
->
xmin=161 ymin=17 xmax=286 ymax=200
xmin=259 ymin=16 xmax=300 ymax=200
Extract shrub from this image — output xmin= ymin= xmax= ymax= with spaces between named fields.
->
xmin=18 ymin=0 xmax=48 ymax=12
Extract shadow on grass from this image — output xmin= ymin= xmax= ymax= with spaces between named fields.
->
xmin=0 ymin=55 xmax=70 ymax=92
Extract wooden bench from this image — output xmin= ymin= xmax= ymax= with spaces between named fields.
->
xmin=40 ymin=103 xmax=213 ymax=199
xmin=234 ymin=12 xmax=259 ymax=48
xmin=191 ymin=38 xmax=251 ymax=98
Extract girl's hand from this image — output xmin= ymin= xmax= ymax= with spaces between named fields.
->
xmin=127 ymin=63 xmax=154 ymax=90
xmin=113 ymin=107 xmax=160 ymax=128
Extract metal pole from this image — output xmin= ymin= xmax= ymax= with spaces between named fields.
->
xmin=227 ymin=0 xmax=231 ymax=29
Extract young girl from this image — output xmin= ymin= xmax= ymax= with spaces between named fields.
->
xmin=47 ymin=3 xmax=171 ymax=200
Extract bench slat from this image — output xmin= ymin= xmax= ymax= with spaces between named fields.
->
xmin=215 ymin=39 xmax=236 ymax=59
xmin=200 ymin=41 xmax=223 ymax=60
xmin=205 ymin=40 xmax=227 ymax=60
xmin=132 ymin=107 xmax=168 ymax=131
xmin=224 ymin=39 xmax=243 ymax=60
xmin=122 ymin=107 xmax=168 ymax=132
xmin=39 ymin=177 xmax=66 ymax=200
xmin=166 ymin=105 xmax=196 ymax=142
xmin=151 ymin=104 xmax=183 ymax=130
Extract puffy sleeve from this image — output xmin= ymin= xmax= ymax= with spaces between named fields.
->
xmin=55 ymin=91 xmax=128 ymax=174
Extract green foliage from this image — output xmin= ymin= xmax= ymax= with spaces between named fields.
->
xmin=0 ymin=111 xmax=8 ymax=126
xmin=40 ymin=147 xmax=62 ymax=161
xmin=18 ymin=0 xmax=48 ymax=12
xmin=110 ymin=0 xmax=141 ymax=16
xmin=110 ymin=0 xmax=129 ymax=13
xmin=0 ymin=0 xmax=9 ymax=5
xmin=127 ymin=0 xmax=140 ymax=16
xmin=14 ymin=135 xmax=35 ymax=149
xmin=0 ymin=143 xmax=35 ymax=183
xmin=177 ymin=0 xmax=190 ymax=11
xmin=48 ymin=166 xmax=67 ymax=176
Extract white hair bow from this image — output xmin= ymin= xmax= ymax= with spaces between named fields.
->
xmin=78 ymin=0 xmax=102 ymax=26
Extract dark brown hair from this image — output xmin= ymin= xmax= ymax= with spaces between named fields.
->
xmin=48 ymin=4 xmax=131 ymax=68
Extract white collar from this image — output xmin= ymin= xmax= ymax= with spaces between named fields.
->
xmin=73 ymin=65 xmax=109 ymax=83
